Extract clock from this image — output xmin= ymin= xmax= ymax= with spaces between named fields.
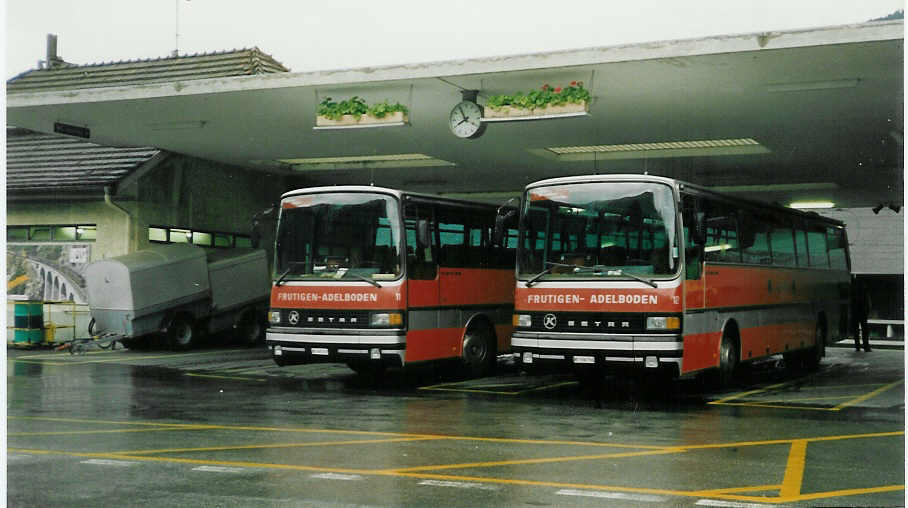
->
xmin=449 ymin=99 xmax=486 ymax=139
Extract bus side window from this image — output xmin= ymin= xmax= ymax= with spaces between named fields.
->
xmin=682 ymin=195 xmax=703 ymax=280
xmin=739 ymin=213 xmax=772 ymax=265
xmin=827 ymin=227 xmax=848 ymax=270
xmin=405 ymin=204 xmax=437 ymax=280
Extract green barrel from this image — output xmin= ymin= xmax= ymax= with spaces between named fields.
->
xmin=13 ymin=301 xmax=44 ymax=344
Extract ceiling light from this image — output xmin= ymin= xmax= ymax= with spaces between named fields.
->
xmin=146 ymin=120 xmax=207 ymax=131
xmin=276 ymin=153 xmax=454 ymax=171
xmin=535 ymin=138 xmax=769 ymax=161
xmin=766 ymin=79 xmax=860 ymax=93
xmin=789 ymin=201 xmax=835 ymax=209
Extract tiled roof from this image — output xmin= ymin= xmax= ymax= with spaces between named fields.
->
xmin=7 ymin=47 xmax=289 ymax=93
xmin=6 ymin=127 xmax=163 ymax=194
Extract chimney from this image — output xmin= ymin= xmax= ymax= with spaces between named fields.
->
xmin=46 ymin=34 xmax=64 ymax=68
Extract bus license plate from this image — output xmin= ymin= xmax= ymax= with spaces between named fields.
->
xmin=573 ymin=356 xmax=594 ymax=364
xmin=311 ymin=348 xmax=329 ymax=356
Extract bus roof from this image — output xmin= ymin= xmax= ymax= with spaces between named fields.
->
xmin=524 ymin=174 xmax=846 ymax=228
xmin=280 ymin=185 xmax=503 ymax=210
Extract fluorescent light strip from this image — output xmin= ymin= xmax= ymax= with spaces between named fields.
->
xmin=276 ymin=153 xmax=455 ymax=171
xmin=766 ymin=79 xmax=860 ymax=93
xmin=536 ymin=138 xmax=769 ymax=161
xmin=789 ymin=201 xmax=835 ymax=209
xmin=710 ymin=183 xmax=838 ymax=193
xmin=279 ymin=153 xmax=436 ymax=164
xmin=548 ymin=138 xmax=762 ymax=154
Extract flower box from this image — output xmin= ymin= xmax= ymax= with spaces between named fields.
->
xmin=484 ymin=101 xmax=588 ymax=120
xmin=316 ymin=110 xmax=408 ymax=127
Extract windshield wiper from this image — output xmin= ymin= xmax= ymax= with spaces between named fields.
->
xmin=525 ymin=266 xmax=554 ymax=287
xmin=525 ymin=261 xmax=570 ymax=287
xmin=342 ymin=271 xmax=382 ymax=288
xmin=274 ymin=262 xmax=305 ymax=287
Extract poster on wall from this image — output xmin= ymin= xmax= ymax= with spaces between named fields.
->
xmin=7 ymin=244 xmax=91 ymax=303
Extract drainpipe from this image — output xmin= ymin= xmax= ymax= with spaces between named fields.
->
xmin=104 ymin=186 xmax=133 ymax=254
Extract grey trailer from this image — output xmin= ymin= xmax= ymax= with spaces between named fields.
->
xmin=85 ymin=244 xmax=270 ymax=349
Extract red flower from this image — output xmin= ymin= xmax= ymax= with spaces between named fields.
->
xmin=554 ymin=87 xmax=562 ymax=93
xmin=570 ymin=81 xmax=577 ymax=86
xmin=542 ymin=84 xmax=550 ymax=90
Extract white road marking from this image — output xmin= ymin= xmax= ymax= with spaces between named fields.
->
xmin=80 ymin=459 xmax=136 ymax=467
xmin=192 ymin=465 xmax=247 ymax=473
xmin=311 ymin=472 xmax=363 ymax=481
xmin=419 ymin=479 xmax=500 ymax=491
xmin=557 ymin=489 xmax=665 ymax=502
xmin=696 ymin=500 xmax=778 ymax=508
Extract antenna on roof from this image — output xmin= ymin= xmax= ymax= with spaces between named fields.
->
xmin=172 ymin=0 xmax=190 ymax=57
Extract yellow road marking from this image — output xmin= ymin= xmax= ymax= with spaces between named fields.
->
xmin=709 ymin=381 xmax=792 ymax=405
xmin=833 ymin=379 xmax=904 ymax=411
xmin=185 ymin=373 xmax=265 ymax=382
xmin=419 ymin=380 xmax=577 ymax=395
xmin=13 ymin=349 xmax=240 ymax=366
xmin=119 ymin=437 xmax=442 ymax=455
xmin=780 ymin=439 xmax=808 ymax=498
xmin=9 ymin=427 xmax=905 ymax=504
xmin=708 ymin=401 xmax=843 ymax=411
xmin=384 ymin=448 xmax=684 ymax=473
xmin=9 ymin=428 xmax=197 ymax=437
xmin=757 ymin=395 xmax=858 ymax=403
xmin=692 ymin=484 xmax=781 ymax=495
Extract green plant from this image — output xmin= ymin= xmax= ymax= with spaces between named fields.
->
xmin=318 ymin=96 xmax=408 ymax=120
xmin=486 ymin=81 xmax=591 ymax=111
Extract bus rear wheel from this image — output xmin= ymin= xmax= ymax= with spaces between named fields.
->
xmin=462 ymin=325 xmax=495 ymax=378
xmin=717 ymin=331 xmax=739 ymax=388
xmin=804 ymin=319 xmax=825 ymax=370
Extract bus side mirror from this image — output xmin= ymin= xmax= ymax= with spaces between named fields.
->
xmin=493 ymin=198 xmax=519 ymax=247
xmin=493 ymin=210 xmax=516 ymax=246
xmin=692 ymin=211 xmax=707 ymax=245
xmin=416 ymin=219 xmax=431 ymax=249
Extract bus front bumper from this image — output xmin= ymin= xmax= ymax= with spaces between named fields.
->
xmin=266 ymin=328 xmax=406 ymax=367
xmin=511 ymin=331 xmax=682 ymax=373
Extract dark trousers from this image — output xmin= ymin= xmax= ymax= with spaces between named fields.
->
xmin=855 ymin=322 xmax=871 ymax=351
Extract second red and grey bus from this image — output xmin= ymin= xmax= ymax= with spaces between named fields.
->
xmin=507 ymin=174 xmax=851 ymax=384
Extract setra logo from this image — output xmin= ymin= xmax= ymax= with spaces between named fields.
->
xmin=543 ymin=313 xmax=557 ymax=330
xmin=288 ymin=311 xmax=300 ymax=325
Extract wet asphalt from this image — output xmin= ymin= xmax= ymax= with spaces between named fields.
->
xmin=6 ymin=341 xmax=905 ymax=507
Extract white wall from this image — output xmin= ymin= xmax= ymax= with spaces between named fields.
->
xmin=820 ymin=207 xmax=904 ymax=275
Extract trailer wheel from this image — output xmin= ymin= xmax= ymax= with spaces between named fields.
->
xmin=461 ymin=324 xmax=495 ymax=378
xmin=168 ymin=316 xmax=196 ymax=350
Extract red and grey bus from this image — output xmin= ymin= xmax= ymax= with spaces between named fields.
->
xmin=506 ymin=174 xmax=851 ymax=384
xmin=266 ymin=186 xmax=516 ymax=376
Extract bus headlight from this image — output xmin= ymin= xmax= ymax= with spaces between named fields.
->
xmin=269 ymin=310 xmax=282 ymax=325
xmin=514 ymin=314 xmax=532 ymax=327
xmin=646 ymin=316 xmax=681 ymax=331
xmin=371 ymin=312 xmax=403 ymax=327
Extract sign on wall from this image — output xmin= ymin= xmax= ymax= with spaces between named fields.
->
xmin=7 ymin=244 xmax=91 ymax=303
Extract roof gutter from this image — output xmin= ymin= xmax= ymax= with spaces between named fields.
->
xmin=104 ymin=185 xmax=133 ymax=253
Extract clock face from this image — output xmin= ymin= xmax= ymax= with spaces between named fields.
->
xmin=449 ymin=101 xmax=485 ymax=139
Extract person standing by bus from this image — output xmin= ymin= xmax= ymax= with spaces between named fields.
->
xmin=852 ymin=276 xmax=872 ymax=352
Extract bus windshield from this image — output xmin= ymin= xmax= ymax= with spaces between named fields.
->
xmin=518 ymin=182 xmax=678 ymax=280
xmin=275 ymin=193 xmax=402 ymax=282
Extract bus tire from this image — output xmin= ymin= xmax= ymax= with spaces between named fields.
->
xmin=168 ymin=316 xmax=196 ymax=350
xmin=718 ymin=329 xmax=739 ymax=388
xmin=805 ymin=319 xmax=826 ymax=370
xmin=462 ymin=325 xmax=495 ymax=378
